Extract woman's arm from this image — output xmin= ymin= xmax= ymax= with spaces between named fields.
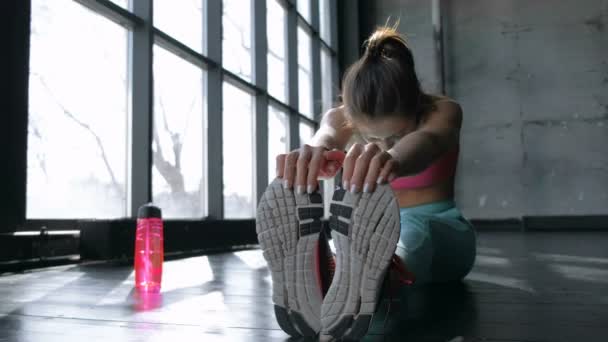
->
xmin=388 ymin=100 xmax=462 ymax=177
xmin=277 ymin=106 xmax=354 ymax=193
xmin=309 ymin=106 xmax=354 ymax=151
xmin=341 ymin=100 xmax=463 ymax=193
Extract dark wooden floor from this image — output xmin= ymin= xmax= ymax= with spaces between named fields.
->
xmin=1 ymin=232 xmax=607 ymax=342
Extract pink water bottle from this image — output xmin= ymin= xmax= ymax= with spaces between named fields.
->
xmin=134 ymin=204 xmax=164 ymax=293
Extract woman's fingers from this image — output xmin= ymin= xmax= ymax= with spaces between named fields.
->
xmin=295 ymin=145 xmax=313 ymax=194
xmin=319 ymin=149 xmax=345 ymax=178
xmin=364 ymin=151 xmax=391 ymax=193
xmin=349 ymin=143 xmax=380 ymax=193
xmin=283 ymin=150 xmax=299 ymax=189
xmin=276 ymin=154 xmax=287 ymax=179
xmin=279 ymin=146 xmax=345 ymax=192
xmin=306 ymin=146 xmax=326 ymax=193
xmin=279 ymin=143 xmax=394 ymax=194
xmin=342 ymin=143 xmax=364 ymax=190
xmin=378 ymin=158 xmax=398 ymax=184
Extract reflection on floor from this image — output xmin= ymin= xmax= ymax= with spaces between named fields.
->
xmin=1 ymin=232 xmax=607 ymax=342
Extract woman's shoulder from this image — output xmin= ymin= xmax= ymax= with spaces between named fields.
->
xmin=420 ymin=94 xmax=462 ymax=124
xmin=430 ymin=94 xmax=460 ymax=108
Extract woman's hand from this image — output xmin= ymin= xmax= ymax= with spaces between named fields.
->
xmin=276 ymin=145 xmax=345 ymax=194
xmin=342 ymin=143 xmax=399 ymax=193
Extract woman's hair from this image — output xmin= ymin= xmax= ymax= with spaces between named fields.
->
xmin=341 ymin=24 xmax=433 ymax=122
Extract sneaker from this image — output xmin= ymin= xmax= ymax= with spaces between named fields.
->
xmin=388 ymin=255 xmax=416 ymax=288
xmin=256 ymin=178 xmax=326 ymax=337
xmin=321 ymin=184 xmax=402 ymax=340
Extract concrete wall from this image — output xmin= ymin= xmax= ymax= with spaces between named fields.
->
xmin=361 ymin=0 xmax=608 ymax=219
xmin=359 ymin=0 xmax=440 ymax=93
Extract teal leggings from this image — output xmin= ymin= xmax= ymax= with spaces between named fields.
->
xmin=367 ymin=200 xmax=476 ymax=337
xmin=395 ymin=200 xmax=476 ymax=286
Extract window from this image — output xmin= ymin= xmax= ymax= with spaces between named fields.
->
xmin=321 ymin=47 xmax=334 ymax=112
xmin=319 ymin=0 xmax=332 ymax=45
xmin=109 ymin=0 xmax=129 ymax=10
xmin=222 ymin=0 xmax=253 ymax=81
xmin=297 ymin=0 xmax=311 ymax=23
xmin=27 ymin=0 xmax=128 ymax=219
xmin=27 ymin=0 xmax=338 ymax=221
xmin=268 ymin=105 xmax=290 ymax=184
xmin=152 ymin=46 xmax=207 ymax=218
xmin=299 ymin=121 xmax=316 ymax=146
xmin=267 ymin=0 xmax=287 ymax=103
xmin=154 ymin=0 xmax=204 ymax=52
xmin=223 ymin=82 xmax=255 ymax=218
xmin=298 ymin=25 xmax=313 ymax=118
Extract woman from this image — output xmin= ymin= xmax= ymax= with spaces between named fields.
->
xmin=256 ymin=26 xmax=476 ymax=340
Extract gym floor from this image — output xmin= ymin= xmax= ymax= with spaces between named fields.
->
xmin=1 ymin=231 xmax=607 ymax=342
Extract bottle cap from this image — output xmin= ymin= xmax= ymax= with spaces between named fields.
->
xmin=137 ymin=203 xmax=162 ymax=219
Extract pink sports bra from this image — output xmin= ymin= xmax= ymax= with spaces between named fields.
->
xmin=390 ymin=145 xmax=459 ymax=190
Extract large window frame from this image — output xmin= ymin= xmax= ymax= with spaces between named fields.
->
xmin=28 ymin=0 xmax=338 ymax=220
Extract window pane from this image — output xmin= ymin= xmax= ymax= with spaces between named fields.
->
xmin=268 ymin=106 xmax=289 ymax=184
xmin=322 ymin=176 xmax=335 ymax=218
xmin=109 ymin=0 xmax=129 ymax=10
xmin=319 ymin=0 xmax=332 ymax=45
xmin=27 ymin=1 xmax=128 ymax=218
xmin=223 ymin=82 xmax=255 ymax=218
xmin=222 ymin=0 xmax=252 ymax=82
xmin=298 ymin=25 xmax=313 ymax=118
xmin=152 ymin=46 xmax=207 ymax=218
xmin=299 ymin=122 xmax=315 ymax=146
xmin=297 ymin=0 xmax=311 ymax=23
xmin=321 ymin=47 xmax=334 ymax=112
xmin=267 ymin=0 xmax=287 ymax=103
xmin=154 ymin=0 xmax=203 ymax=52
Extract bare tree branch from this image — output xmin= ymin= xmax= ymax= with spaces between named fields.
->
xmin=181 ymin=97 xmax=196 ymax=142
xmin=152 ymin=136 xmax=185 ymax=194
xmin=158 ymin=95 xmax=172 ymax=135
xmin=29 ymin=120 xmax=49 ymax=179
xmin=30 ymin=4 xmax=190 ymax=200
xmin=153 ymin=92 xmax=185 ymax=194
xmin=158 ymin=94 xmax=182 ymax=170
xmin=267 ymin=48 xmax=286 ymax=64
xmin=34 ymin=73 xmax=123 ymax=199
xmin=152 ymin=145 xmax=185 ymax=193
xmin=223 ymin=9 xmax=252 ymax=78
xmin=174 ymin=96 xmax=198 ymax=171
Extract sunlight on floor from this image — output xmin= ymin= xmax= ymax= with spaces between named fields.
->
xmin=6 ymin=268 xmax=83 ymax=303
xmin=476 ymin=246 xmax=504 ymax=255
xmin=475 ymin=255 xmax=512 ymax=267
xmin=97 ymin=270 xmax=135 ymax=306
xmin=549 ymin=264 xmax=608 ymax=284
xmin=234 ymin=249 xmax=268 ymax=269
xmin=161 ymin=255 xmax=214 ymax=293
xmin=467 ymin=271 xmax=536 ymax=293
xmin=534 ymin=253 xmax=608 ymax=265
xmin=99 ymin=256 xmax=215 ymax=306
xmin=162 ymin=291 xmax=227 ymax=326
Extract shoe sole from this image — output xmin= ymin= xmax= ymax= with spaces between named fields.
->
xmin=256 ymin=178 xmax=325 ymax=337
xmin=321 ymin=184 xmax=401 ymax=340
